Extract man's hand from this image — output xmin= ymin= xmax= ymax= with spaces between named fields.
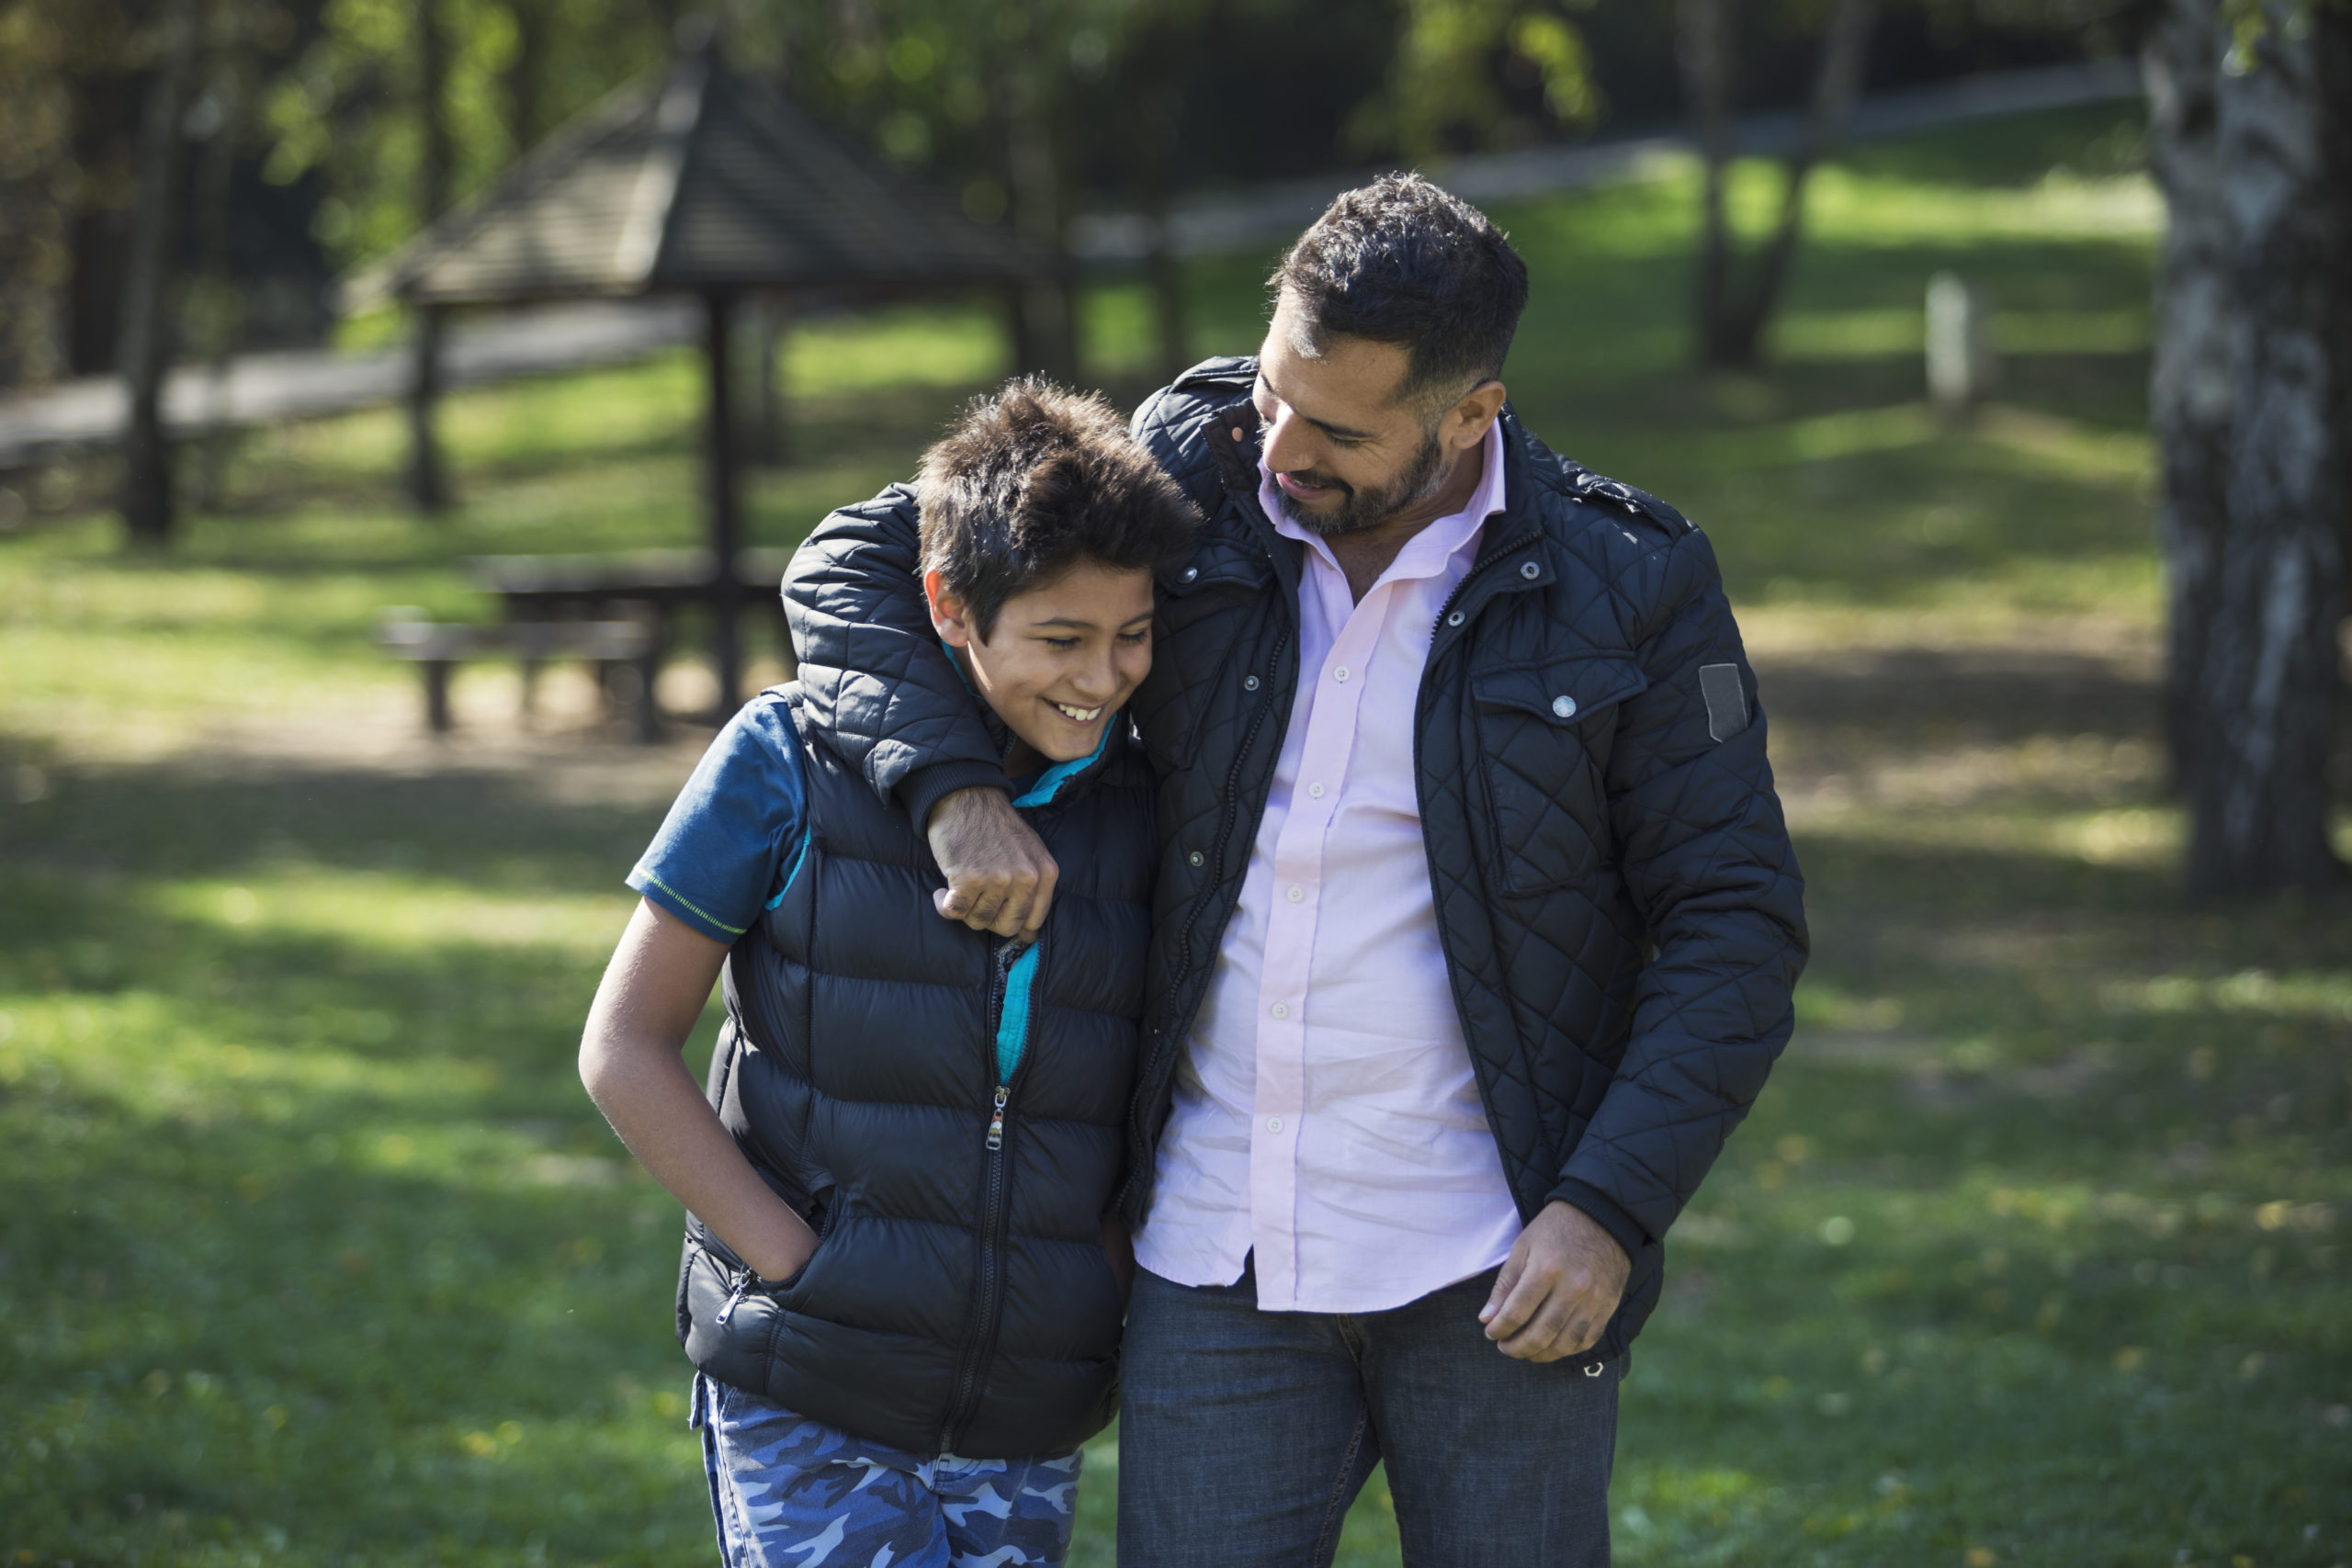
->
xmin=925 ymin=785 xmax=1059 ymax=938
xmin=1478 ymin=1201 xmax=1632 ymax=1361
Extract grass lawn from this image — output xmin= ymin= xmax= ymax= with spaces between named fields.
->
xmin=5 ymin=101 xmax=2349 ymax=1566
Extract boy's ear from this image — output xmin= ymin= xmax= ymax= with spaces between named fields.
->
xmin=924 ymin=570 xmax=975 ymax=647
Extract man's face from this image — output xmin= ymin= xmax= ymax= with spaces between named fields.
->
xmin=927 ymin=559 xmax=1157 ymax=768
xmin=1251 ymin=291 xmax=1448 ymax=537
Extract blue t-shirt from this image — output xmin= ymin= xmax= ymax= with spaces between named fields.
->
xmin=628 ymin=690 xmax=810 ymax=944
xmin=627 ymin=689 xmax=1110 ymax=1083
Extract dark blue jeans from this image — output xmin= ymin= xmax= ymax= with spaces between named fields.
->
xmin=1118 ymin=1259 xmax=1621 ymax=1567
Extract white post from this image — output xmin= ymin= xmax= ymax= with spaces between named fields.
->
xmin=1926 ymin=271 xmax=1997 ymax=420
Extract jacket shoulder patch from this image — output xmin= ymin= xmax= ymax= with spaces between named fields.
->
xmin=1560 ymin=462 xmax=1694 ymax=535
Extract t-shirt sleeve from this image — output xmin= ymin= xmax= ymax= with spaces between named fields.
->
xmin=628 ymin=694 xmax=808 ymax=943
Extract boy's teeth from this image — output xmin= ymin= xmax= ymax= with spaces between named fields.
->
xmin=1052 ymin=701 xmax=1102 ymax=722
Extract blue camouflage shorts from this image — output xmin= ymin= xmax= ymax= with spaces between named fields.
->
xmin=690 ymin=1374 xmax=1082 ymax=1568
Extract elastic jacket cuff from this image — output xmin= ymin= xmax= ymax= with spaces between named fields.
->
xmin=1550 ymin=1179 xmax=1650 ymax=1263
xmin=899 ymin=759 xmax=1014 ymax=839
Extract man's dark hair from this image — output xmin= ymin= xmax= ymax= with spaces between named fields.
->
xmin=1270 ymin=173 xmax=1529 ymax=410
xmin=918 ymin=377 xmax=1203 ymax=640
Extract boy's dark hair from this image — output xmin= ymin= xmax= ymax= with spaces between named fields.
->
xmin=1270 ymin=173 xmax=1529 ymax=411
xmin=918 ymin=377 xmax=1203 ymax=640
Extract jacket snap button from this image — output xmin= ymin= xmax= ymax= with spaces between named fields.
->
xmin=1228 ymin=426 xmax=1243 ymax=442
xmin=1446 ymin=610 xmax=1465 ymax=627
xmin=1520 ymin=560 xmax=1541 ymax=580
xmin=1244 ymin=674 xmax=1260 ymax=691
xmin=1552 ymin=694 xmax=1577 ymax=719
xmin=1188 ymin=851 xmax=1204 ymax=867
xmin=1583 ymin=1359 xmax=1604 ymax=1378
xmin=1182 ymin=566 xmax=1198 ymax=582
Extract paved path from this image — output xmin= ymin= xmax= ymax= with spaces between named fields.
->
xmin=0 ymin=61 xmax=2139 ymax=469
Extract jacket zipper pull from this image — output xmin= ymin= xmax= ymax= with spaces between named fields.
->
xmin=985 ymin=1085 xmax=1011 ymax=1151
xmin=714 ymin=1265 xmax=752 ymax=1326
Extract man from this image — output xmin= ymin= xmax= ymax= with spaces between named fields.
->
xmin=783 ymin=175 xmax=1807 ymax=1566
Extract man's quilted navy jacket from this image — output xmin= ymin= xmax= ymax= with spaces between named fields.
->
xmin=782 ymin=357 xmax=1808 ymax=1358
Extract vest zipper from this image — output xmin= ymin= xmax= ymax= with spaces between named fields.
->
xmin=941 ymin=934 xmax=1039 ymax=1453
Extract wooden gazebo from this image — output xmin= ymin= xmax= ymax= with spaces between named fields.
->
xmin=350 ymin=32 xmax=1041 ymax=711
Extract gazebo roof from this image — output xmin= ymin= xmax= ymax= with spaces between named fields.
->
xmin=349 ymin=42 xmax=1039 ymax=309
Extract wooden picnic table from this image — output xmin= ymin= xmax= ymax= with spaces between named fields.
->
xmin=464 ymin=547 xmax=798 ymax=713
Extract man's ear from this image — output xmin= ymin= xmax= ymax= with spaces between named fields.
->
xmin=1443 ymin=380 xmax=1508 ymax=452
xmin=925 ymin=570 xmax=976 ymax=647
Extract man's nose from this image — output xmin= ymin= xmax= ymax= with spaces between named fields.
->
xmin=1261 ymin=404 xmax=1311 ymax=473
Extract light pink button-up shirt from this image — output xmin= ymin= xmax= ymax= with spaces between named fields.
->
xmin=1132 ymin=421 xmax=1524 ymax=1313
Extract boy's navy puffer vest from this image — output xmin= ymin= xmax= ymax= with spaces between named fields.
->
xmin=677 ymin=687 xmax=1156 ymax=1460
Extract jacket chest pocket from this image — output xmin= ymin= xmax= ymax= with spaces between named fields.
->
xmin=1471 ymin=658 xmax=1647 ymax=895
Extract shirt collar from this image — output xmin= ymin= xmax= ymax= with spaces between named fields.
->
xmin=1258 ymin=419 xmax=1508 ymax=586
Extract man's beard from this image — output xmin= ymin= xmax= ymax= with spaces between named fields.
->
xmin=1274 ymin=423 xmax=1448 ymax=538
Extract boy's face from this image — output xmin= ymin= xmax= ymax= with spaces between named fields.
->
xmin=926 ymin=559 xmax=1157 ymax=769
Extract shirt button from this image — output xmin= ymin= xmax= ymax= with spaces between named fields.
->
xmin=1229 ymin=426 xmax=1244 ymax=442
xmin=1286 ymin=885 xmax=1303 ymax=902
xmin=1188 ymin=851 xmax=1204 ymax=867
xmin=1552 ymin=694 xmax=1577 ymax=718
xmin=1271 ymin=1002 xmax=1288 ymax=1020
xmin=1308 ymin=783 xmax=1325 ymax=798
xmin=1521 ymin=560 xmax=1541 ymax=580
xmin=1332 ymin=666 xmax=1350 ymax=682
xmin=1265 ymin=1116 xmax=1283 ymax=1133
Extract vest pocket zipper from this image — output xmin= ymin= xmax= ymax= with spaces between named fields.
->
xmin=714 ymin=1265 xmax=753 ymax=1327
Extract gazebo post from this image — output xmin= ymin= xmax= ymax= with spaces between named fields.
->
xmin=703 ymin=288 xmax=743 ymax=716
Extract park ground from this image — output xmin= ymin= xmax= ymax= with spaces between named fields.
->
xmin=3 ymin=103 xmax=2349 ymax=1567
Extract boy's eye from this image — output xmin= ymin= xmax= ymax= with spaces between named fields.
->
xmin=1117 ymin=629 xmax=1150 ymax=646
xmin=1042 ymin=636 xmax=1080 ymax=651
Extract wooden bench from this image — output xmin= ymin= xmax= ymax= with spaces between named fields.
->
xmin=379 ymin=609 xmax=663 ymax=740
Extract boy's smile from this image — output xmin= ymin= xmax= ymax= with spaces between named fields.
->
xmin=925 ymin=559 xmax=1158 ymax=778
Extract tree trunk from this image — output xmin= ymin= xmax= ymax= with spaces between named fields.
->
xmin=1676 ymin=0 xmax=1736 ymax=368
xmin=1128 ymin=44 xmax=1188 ymax=386
xmin=2185 ymin=1 xmax=2350 ymax=897
xmin=118 ymin=0 xmax=203 ymax=548
xmin=1679 ymin=0 xmax=1876 ymax=369
xmin=1006 ymin=94 xmax=1076 ymax=384
xmin=2144 ymin=0 xmax=2233 ymax=793
xmin=405 ymin=0 xmax=453 ymax=513
xmin=1711 ymin=0 xmax=1876 ymax=366
xmin=703 ymin=290 xmax=744 ymax=716
xmin=190 ymin=26 xmax=250 ymax=514
xmin=503 ymin=0 xmax=548 ymax=156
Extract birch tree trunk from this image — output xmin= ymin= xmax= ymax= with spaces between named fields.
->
xmin=2185 ymin=1 xmax=2349 ymax=896
xmin=117 ymin=0 xmax=202 ymax=547
xmin=2144 ymin=0 xmax=2233 ymax=792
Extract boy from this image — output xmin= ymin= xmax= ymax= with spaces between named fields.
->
xmin=579 ymin=378 xmax=1201 ymax=1568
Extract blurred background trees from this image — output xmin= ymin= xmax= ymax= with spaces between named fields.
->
xmin=2 ymin=0 xmax=2345 ymax=898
